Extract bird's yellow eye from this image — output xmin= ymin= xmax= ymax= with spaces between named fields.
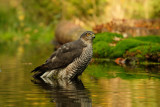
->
xmin=86 ymin=33 xmax=90 ymax=36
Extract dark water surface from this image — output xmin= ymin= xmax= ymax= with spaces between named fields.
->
xmin=0 ymin=47 xmax=160 ymax=107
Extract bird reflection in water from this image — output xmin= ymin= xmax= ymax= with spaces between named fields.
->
xmin=31 ymin=77 xmax=92 ymax=107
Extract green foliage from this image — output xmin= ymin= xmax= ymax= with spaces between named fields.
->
xmin=0 ymin=25 xmax=54 ymax=47
xmin=151 ymin=0 xmax=160 ymax=18
xmin=68 ymin=0 xmax=106 ymax=17
xmin=0 ymin=0 xmax=160 ymax=30
xmin=21 ymin=0 xmax=107 ymax=24
xmin=0 ymin=0 xmax=107 ymax=48
xmin=22 ymin=0 xmax=61 ymax=24
xmin=0 ymin=6 xmax=18 ymax=30
xmin=28 ymin=25 xmax=54 ymax=44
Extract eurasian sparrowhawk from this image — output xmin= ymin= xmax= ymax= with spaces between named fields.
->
xmin=31 ymin=31 xmax=95 ymax=80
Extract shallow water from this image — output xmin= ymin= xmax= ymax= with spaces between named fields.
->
xmin=0 ymin=47 xmax=160 ymax=107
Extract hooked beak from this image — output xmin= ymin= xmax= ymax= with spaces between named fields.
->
xmin=92 ymin=34 xmax=95 ymax=39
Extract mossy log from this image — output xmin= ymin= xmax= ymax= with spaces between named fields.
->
xmin=55 ymin=21 xmax=86 ymax=44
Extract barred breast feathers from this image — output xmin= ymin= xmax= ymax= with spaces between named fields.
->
xmin=58 ymin=41 xmax=93 ymax=79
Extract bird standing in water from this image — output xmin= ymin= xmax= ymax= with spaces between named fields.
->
xmin=31 ymin=31 xmax=95 ymax=80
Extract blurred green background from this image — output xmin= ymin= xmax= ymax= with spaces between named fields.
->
xmin=0 ymin=0 xmax=160 ymax=53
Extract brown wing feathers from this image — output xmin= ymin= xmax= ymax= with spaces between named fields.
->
xmin=31 ymin=39 xmax=86 ymax=76
xmin=31 ymin=64 xmax=49 ymax=73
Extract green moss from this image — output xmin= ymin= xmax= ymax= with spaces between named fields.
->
xmin=129 ymin=44 xmax=160 ymax=54
xmin=93 ymin=42 xmax=111 ymax=58
xmin=93 ymin=32 xmax=123 ymax=58
xmin=94 ymin=32 xmax=123 ymax=44
xmin=127 ymin=44 xmax=160 ymax=60
xmin=110 ymin=39 xmax=149 ymax=58
xmin=135 ymin=36 xmax=160 ymax=43
xmin=93 ymin=32 xmax=160 ymax=62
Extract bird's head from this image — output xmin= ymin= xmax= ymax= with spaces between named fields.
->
xmin=80 ymin=31 xmax=95 ymax=43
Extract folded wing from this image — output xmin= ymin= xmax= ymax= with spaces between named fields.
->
xmin=31 ymin=40 xmax=86 ymax=74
